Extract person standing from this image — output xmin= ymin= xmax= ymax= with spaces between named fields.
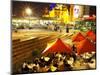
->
xmin=66 ymin=24 xmax=69 ymax=33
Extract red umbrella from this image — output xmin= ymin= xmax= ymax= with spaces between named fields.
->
xmin=42 ymin=38 xmax=72 ymax=55
xmin=76 ymin=38 xmax=96 ymax=55
xmin=72 ymin=32 xmax=86 ymax=42
xmin=86 ymin=30 xmax=96 ymax=42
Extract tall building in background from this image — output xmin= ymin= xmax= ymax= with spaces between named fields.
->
xmin=83 ymin=6 xmax=90 ymax=15
xmin=70 ymin=5 xmax=74 ymax=22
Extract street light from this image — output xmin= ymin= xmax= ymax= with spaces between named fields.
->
xmin=25 ymin=7 xmax=32 ymax=27
xmin=25 ymin=7 xmax=32 ymax=16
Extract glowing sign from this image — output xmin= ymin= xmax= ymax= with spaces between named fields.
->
xmin=74 ymin=5 xmax=79 ymax=18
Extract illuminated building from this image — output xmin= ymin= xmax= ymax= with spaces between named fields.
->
xmin=43 ymin=4 xmax=70 ymax=24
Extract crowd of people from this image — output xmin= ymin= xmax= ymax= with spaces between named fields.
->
xmin=18 ymin=51 xmax=96 ymax=74
xmin=46 ymin=22 xmax=73 ymax=33
xmin=45 ymin=22 xmax=62 ymax=32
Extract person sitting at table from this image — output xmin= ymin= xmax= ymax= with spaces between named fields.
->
xmin=21 ymin=61 xmax=29 ymax=73
xmin=64 ymin=57 xmax=72 ymax=71
xmin=57 ymin=58 xmax=65 ymax=71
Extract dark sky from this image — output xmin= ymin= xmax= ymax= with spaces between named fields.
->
xmin=12 ymin=1 xmax=50 ymax=17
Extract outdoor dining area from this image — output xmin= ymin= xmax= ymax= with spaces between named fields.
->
xmin=16 ymin=30 xmax=96 ymax=74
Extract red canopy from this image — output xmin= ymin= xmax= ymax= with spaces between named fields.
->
xmin=42 ymin=38 xmax=72 ymax=55
xmin=76 ymin=38 xmax=96 ymax=55
xmin=86 ymin=30 xmax=96 ymax=42
xmin=72 ymin=32 xmax=86 ymax=42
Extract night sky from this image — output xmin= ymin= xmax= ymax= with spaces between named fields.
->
xmin=12 ymin=1 xmax=50 ymax=17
